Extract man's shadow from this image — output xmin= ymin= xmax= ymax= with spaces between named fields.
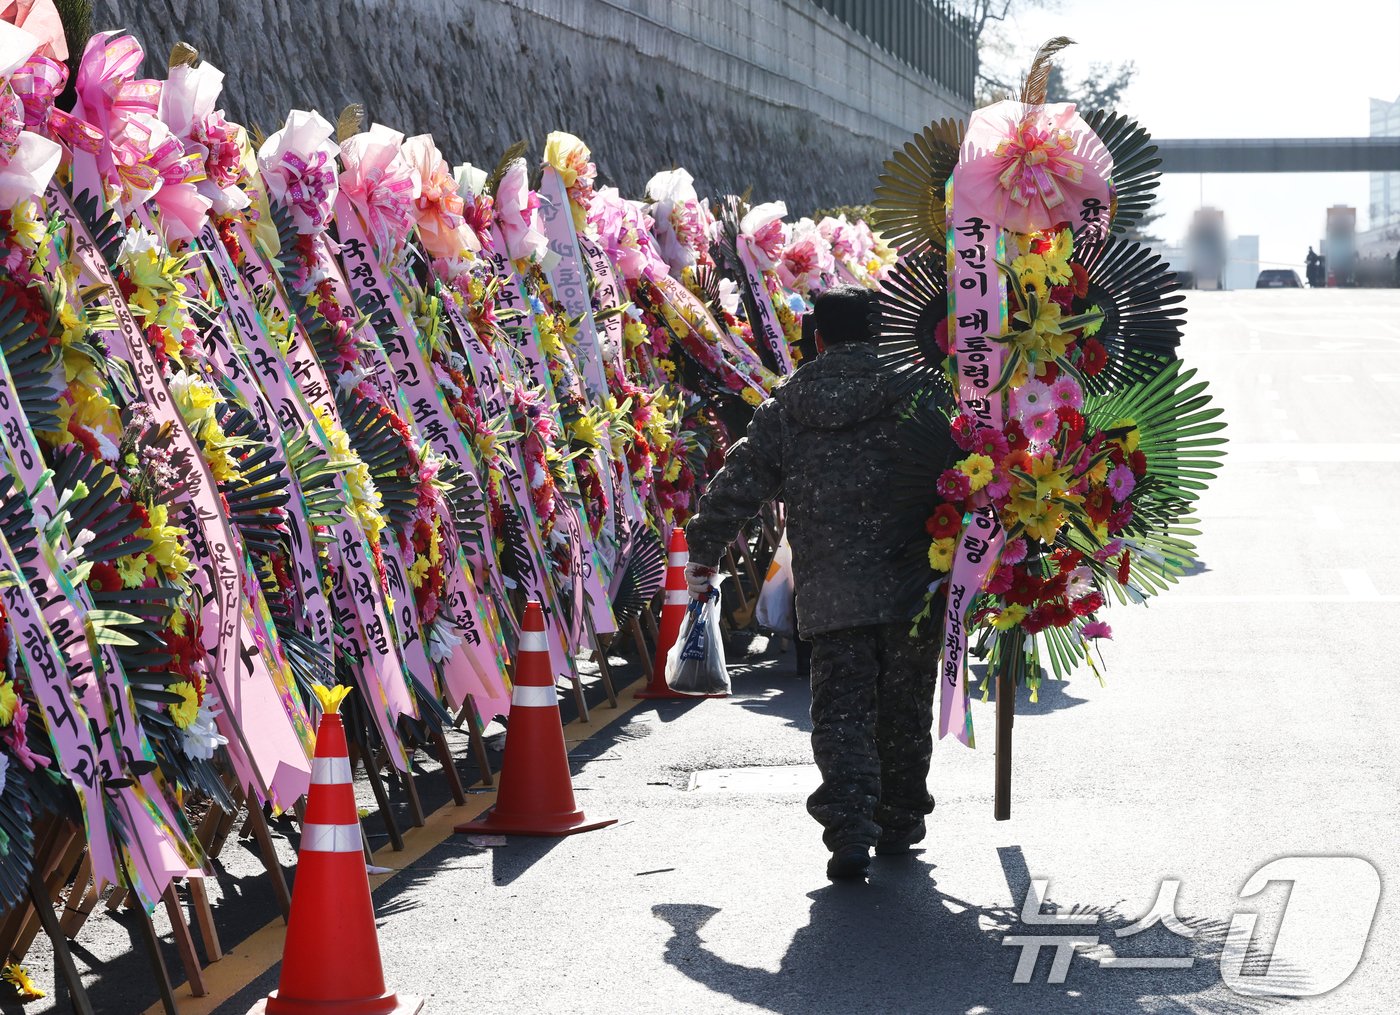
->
xmin=653 ymin=854 xmax=1283 ymax=1015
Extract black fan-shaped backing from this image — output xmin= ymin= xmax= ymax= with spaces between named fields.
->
xmin=336 ymin=389 xmax=420 ymax=533
xmin=610 ymin=521 xmax=666 ymax=623
xmin=883 ymin=390 xmax=959 ymax=615
xmin=875 ymin=250 xmax=955 ymax=404
xmin=0 ymin=291 xmax=63 ymax=434
xmin=873 ymin=118 xmax=966 ymax=257
xmin=1083 ymin=109 xmax=1163 ymax=238
xmin=216 ymin=402 xmax=293 ymax=556
xmin=1073 ymin=234 xmax=1186 ymax=396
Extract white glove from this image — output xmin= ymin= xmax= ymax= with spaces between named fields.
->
xmin=685 ymin=562 xmax=717 ymax=599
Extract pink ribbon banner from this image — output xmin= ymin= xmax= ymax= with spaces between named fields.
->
xmin=736 ymin=236 xmax=794 ymax=374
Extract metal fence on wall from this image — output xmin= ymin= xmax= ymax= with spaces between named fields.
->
xmin=809 ymin=0 xmax=976 ymax=103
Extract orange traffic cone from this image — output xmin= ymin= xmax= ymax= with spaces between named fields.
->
xmin=251 ymin=686 xmax=420 ymax=1015
xmin=635 ymin=527 xmax=727 ymax=700
xmin=455 ymin=601 xmax=616 ymax=836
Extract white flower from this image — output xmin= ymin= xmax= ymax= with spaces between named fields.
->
xmin=336 ymin=363 xmax=371 ymax=394
xmin=454 ymin=162 xmax=487 ymax=198
xmin=1065 ymin=566 xmax=1095 ymax=600
xmin=0 ymin=753 xmax=8 ymax=798
xmin=118 ymin=226 xmax=162 ymax=263
xmin=718 ymin=278 xmax=741 ymax=317
xmin=426 ymin=617 xmax=462 ymax=663
xmin=180 ymin=692 xmax=228 ymax=761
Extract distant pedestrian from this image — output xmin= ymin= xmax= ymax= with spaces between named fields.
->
xmin=685 ymin=285 xmax=949 ymax=880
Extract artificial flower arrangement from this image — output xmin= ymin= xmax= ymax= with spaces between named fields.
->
xmin=875 ymin=40 xmax=1224 ymax=760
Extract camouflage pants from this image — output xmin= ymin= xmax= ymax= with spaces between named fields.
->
xmin=806 ymin=621 xmax=937 ymax=850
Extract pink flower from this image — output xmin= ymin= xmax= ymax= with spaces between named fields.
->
xmin=1011 ymin=379 xmax=1052 ymax=418
xmin=778 ymin=218 xmax=835 ymax=294
xmin=971 ymin=427 xmax=1010 ymax=461
xmin=739 ymin=201 xmax=789 ymax=269
xmin=1081 ymin=621 xmax=1113 ymax=640
xmin=936 ymin=468 xmax=972 ymax=501
xmin=258 ymin=109 xmax=340 ymax=234
xmin=1106 ymin=464 xmax=1135 ymax=502
xmin=983 ymin=469 xmax=1012 ymax=501
xmin=403 ymin=134 xmax=474 ymax=259
xmin=493 ymin=157 xmax=548 ymax=262
xmin=1092 ymin=539 xmax=1123 ymax=562
xmin=340 ymin=123 xmax=421 ymax=253
xmin=1024 ymin=410 xmax=1059 ymax=444
xmin=1000 ymin=537 xmax=1028 ymax=566
xmin=984 ymin=565 xmax=1015 ymax=595
xmin=1050 ymin=377 xmax=1083 ymax=410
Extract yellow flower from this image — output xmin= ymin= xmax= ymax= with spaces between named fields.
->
xmin=1011 ymin=296 xmax=1072 ymax=358
xmin=990 ymin=604 xmax=1028 ymax=630
xmin=623 ymin=319 xmax=647 ymax=349
xmin=569 ymin=413 xmax=601 ymax=448
xmin=658 ymin=358 xmax=677 ymax=380
xmin=1082 ymin=305 xmax=1105 ymax=337
xmin=1 ymin=963 xmax=43 ymax=1000
xmin=116 ymin=554 xmax=148 ymax=588
xmin=1043 ymin=228 xmax=1074 ymax=285
xmin=543 ymin=131 xmax=590 ymax=188
xmin=1012 ymin=252 xmax=1048 ymax=295
xmin=138 ymin=503 xmax=192 ymax=577
xmin=1023 ymin=503 xmax=1067 ymax=543
xmin=663 ymin=456 xmax=682 ymax=483
xmin=407 ymin=554 xmax=431 ymax=588
xmin=741 ymin=388 xmax=764 ymax=407
xmin=957 ymin=453 xmax=995 ymax=492
xmin=168 ymin=682 xmax=200 ymax=729
xmin=0 ymin=681 xmax=17 ymax=726
xmin=169 ymin=371 xmax=219 ymax=430
xmin=1109 ymin=418 xmax=1141 ymax=453
xmin=927 ymin=536 xmax=957 ymax=572
xmin=9 ymin=199 xmax=45 ymax=248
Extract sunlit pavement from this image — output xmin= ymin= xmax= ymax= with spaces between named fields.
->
xmin=28 ymin=291 xmax=1400 ymax=1015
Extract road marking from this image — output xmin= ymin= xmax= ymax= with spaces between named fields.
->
xmin=1340 ymin=569 xmax=1380 ymax=599
xmin=143 ymin=676 xmax=653 ymax=1015
xmin=1296 ymin=466 xmax=1320 ymax=485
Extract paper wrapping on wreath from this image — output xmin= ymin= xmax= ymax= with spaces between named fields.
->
xmin=956 ymin=100 xmax=1113 ymax=237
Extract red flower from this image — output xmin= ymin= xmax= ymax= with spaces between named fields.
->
xmin=1108 ymin=504 xmax=1134 ymax=533
xmin=1073 ymin=592 xmax=1104 ymax=616
xmin=985 ymin=565 xmax=1015 ymax=595
xmin=1129 ymin=450 xmax=1148 ymax=477
xmin=1049 ymin=286 xmax=1074 ymax=311
xmin=1038 ymin=360 xmax=1060 ymax=384
xmin=1071 ymin=261 xmax=1090 ymax=299
xmin=1003 ymin=418 xmax=1028 ymax=453
xmin=1044 ymin=601 xmax=1075 ymax=627
xmin=1040 ymin=572 xmax=1069 ymax=601
xmin=87 ymin=561 xmax=122 ymax=593
xmin=1052 ymin=547 xmax=1084 ymax=572
xmin=1083 ymin=488 xmax=1114 ymax=525
xmin=1080 ymin=338 xmax=1107 ymax=376
xmin=67 ymin=424 xmax=104 ymax=461
xmin=936 ymin=468 xmax=972 ymax=502
xmin=925 ymin=502 xmax=964 ymax=540
xmin=1056 ymin=407 xmax=1084 ymax=439
xmin=950 ymin=413 xmax=978 ymax=451
xmin=1021 ymin=606 xmax=1051 ymax=634
xmin=1116 ymin=551 xmax=1132 ymax=585
xmin=934 ymin=316 xmax=950 ymax=355
xmin=1004 ymin=567 xmax=1042 ymax=607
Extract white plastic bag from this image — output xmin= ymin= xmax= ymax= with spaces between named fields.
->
xmin=664 ymin=578 xmax=730 ymax=695
xmin=754 ymin=535 xmax=795 ymax=637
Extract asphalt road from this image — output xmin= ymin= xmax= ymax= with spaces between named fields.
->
xmin=16 ymin=289 xmax=1400 ymax=1014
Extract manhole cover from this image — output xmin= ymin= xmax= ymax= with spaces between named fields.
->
xmin=686 ymin=765 xmax=819 ymax=793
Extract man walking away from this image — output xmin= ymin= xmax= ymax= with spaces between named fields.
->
xmin=685 ymin=285 xmax=949 ymax=880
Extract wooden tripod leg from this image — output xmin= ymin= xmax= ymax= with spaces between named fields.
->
xmin=463 ymin=697 xmax=494 ymax=787
xmin=641 ymin=607 xmax=660 ymax=643
xmin=571 ymin=674 xmax=590 ymax=724
xmin=628 ymin=615 xmax=653 ymax=678
xmin=58 ymin=854 xmax=98 ymax=939
xmin=994 ymin=665 xmax=1015 ymax=821
xmin=589 ymin=621 xmax=618 ymax=708
xmin=160 ymin=884 xmax=207 ymax=997
xmin=133 ymin=893 xmax=179 ymax=1015
xmin=186 ymin=877 xmax=222 ymax=963
xmin=432 ymin=729 xmax=467 ymax=806
xmin=242 ymin=800 xmax=292 ymax=922
xmin=14 ymin=826 xmax=84 ymax=958
xmin=356 ymin=748 xmax=405 ymax=852
xmin=377 ymin=749 xmax=426 ymax=829
xmin=28 ymin=868 xmax=95 ymax=1015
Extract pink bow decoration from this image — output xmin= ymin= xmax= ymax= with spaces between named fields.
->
xmin=957 ymin=100 xmax=1113 ymax=236
xmin=8 ymin=52 xmax=63 ymax=130
xmin=339 ymin=123 xmax=420 ymax=254
xmin=258 ymin=109 xmax=340 ymax=235
xmin=0 ymin=20 xmax=59 ymax=207
xmin=0 ymin=0 xmax=67 ymax=60
xmin=403 ymin=134 xmax=475 ymax=258
xmin=157 ymin=60 xmax=248 ymax=213
xmin=111 ymin=112 xmax=211 ymax=238
xmin=72 ymin=31 xmax=161 ymax=134
xmin=493 ymin=157 xmax=547 ymax=263
xmin=738 ymin=201 xmax=789 ymax=271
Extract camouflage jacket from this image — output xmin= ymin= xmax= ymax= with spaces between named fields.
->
xmin=687 ymin=343 xmax=942 ymax=637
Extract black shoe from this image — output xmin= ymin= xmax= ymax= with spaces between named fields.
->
xmin=826 ymin=844 xmax=872 ymax=880
xmin=875 ymin=827 xmax=923 ymax=856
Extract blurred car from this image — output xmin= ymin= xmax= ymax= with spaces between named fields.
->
xmin=1256 ymin=269 xmax=1303 ymax=288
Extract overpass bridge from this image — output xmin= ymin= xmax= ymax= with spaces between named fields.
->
xmin=1153 ymin=137 xmax=1400 ymax=173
